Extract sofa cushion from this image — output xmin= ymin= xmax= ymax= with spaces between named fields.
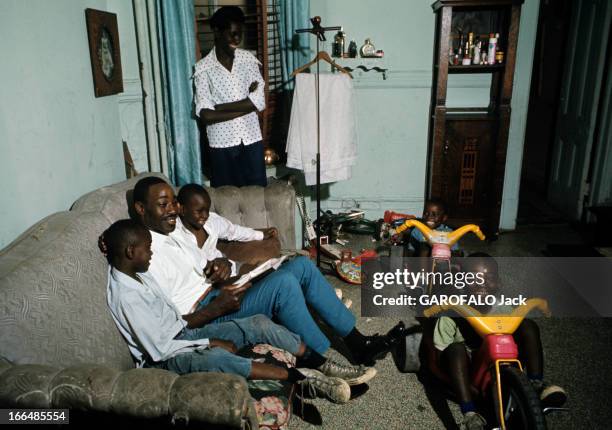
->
xmin=0 ymin=362 xmax=258 ymax=428
xmin=0 ymin=211 xmax=133 ymax=370
xmin=208 ymin=180 xmax=295 ymax=250
xmin=72 ymin=173 xmax=296 ymax=250
xmin=71 ymin=172 xmax=168 ymax=224
xmin=0 ymin=364 xmax=60 ymax=408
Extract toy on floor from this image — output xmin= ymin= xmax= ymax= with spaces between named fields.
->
xmin=423 ymin=299 xmax=562 ymax=430
xmin=335 ymin=249 xmax=378 ymax=285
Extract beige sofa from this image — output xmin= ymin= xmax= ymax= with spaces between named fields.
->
xmin=0 ymin=172 xmax=296 ymax=428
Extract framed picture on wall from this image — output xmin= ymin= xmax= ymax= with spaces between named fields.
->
xmin=85 ymin=8 xmax=123 ymax=97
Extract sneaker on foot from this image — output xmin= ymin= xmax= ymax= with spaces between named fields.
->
xmin=297 ymin=368 xmax=351 ymax=404
xmin=318 ymin=359 xmax=377 ymax=385
xmin=532 ymin=380 xmax=567 ymax=408
xmin=461 ymin=411 xmax=487 ymax=430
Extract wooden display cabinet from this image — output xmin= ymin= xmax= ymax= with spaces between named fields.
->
xmin=427 ymin=0 xmax=524 ymax=237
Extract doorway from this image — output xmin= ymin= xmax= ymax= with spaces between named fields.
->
xmin=519 ymin=0 xmax=612 ymax=225
xmin=517 ymin=0 xmax=572 ymax=225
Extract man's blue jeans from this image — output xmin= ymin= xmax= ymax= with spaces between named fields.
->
xmin=145 ymin=315 xmax=301 ymax=377
xmin=199 ymin=256 xmax=356 ymax=354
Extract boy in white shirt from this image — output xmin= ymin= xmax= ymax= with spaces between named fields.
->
xmin=172 ymin=183 xmax=277 ymax=283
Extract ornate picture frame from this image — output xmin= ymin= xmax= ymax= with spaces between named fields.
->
xmin=85 ymin=8 xmax=123 ymax=97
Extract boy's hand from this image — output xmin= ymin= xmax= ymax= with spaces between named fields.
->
xmin=204 ymin=258 xmax=232 ymax=283
xmin=209 ymin=339 xmax=238 ymax=354
xmin=249 ymin=81 xmax=258 ymax=93
xmin=259 ymin=227 xmax=278 ymax=240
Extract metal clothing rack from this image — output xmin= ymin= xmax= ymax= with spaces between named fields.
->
xmin=295 ymin=17 xmax=341 ymax=267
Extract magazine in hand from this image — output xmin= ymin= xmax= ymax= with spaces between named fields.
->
xmin=231 ymin=255 xmax=289 ymax=288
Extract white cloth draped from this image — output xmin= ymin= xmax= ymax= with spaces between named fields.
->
xmin=286 ymin=73 xmax=357 ymax=186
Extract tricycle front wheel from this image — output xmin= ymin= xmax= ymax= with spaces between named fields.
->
xmin=493 ymin=366 xmax=547 ymax=430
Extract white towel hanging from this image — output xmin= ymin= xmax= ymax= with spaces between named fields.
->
xmin=286 ymin=73 xmax=357 ymax=186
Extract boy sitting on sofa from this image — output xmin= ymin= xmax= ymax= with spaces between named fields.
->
xmin=105 ymin=218 xmax=359 ymax=403
xmin=171 ymin=183 xmax=276 ymax=283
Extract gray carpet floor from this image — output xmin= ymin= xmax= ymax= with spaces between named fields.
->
xmin=290 ymin=224 xmax=612 ymax=429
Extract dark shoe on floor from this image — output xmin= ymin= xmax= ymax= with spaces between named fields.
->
xmin=532 ymin=380 xmax=568 ymax=408
xmin=352 ymin=321 xmax=408 ymax=365
xmin=318 ymin=359 xmax=377 ymax=385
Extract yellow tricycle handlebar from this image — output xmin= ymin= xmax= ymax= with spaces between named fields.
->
xmin=423 ymin=298 xmax=551 ymax=337
xmin=395 ymin=220 xmax=485 ymax=246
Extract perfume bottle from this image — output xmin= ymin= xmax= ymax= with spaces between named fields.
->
xmin=360 ymin=38 xmax=376 ymax=57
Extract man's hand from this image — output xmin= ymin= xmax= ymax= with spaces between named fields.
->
xmin=249 ymin=81 xmax=258 ymax=93
xmin=259 ymin=227 xmax=278 ymax=240
xmin=209 ymin=339 xmax=238 ymax=354
xmin=204 ymin=258 xmax=232 ymax=283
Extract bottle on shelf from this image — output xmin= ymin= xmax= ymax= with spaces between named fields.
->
xmin=473 ymin=39 xmax=481 ymax=65
xmin=333 ymin=30 xmax=346 ymax=58
xmin=468 ymin=32 xmax=475 ymax=59
xmin=360 ymin=38 xmax=376 ymax=57
xmin=494 ymin=33 xmax=504 ymax=64
xmin=487 ymin=33 xmax=497 ymax=65
xmin=348 ymin=40 xmax=358 ymax=58
xmin=462 ymin=41 xmax=471 ymax=65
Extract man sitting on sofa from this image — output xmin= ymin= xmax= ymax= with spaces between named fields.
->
xmin=128 ymin=177 xmax=406 ymax=374
xmin=104 ymin=218 xmax=353 ymax=403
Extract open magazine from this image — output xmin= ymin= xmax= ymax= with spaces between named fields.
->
xmin=232 ymin=255 xmax=289 ymax=288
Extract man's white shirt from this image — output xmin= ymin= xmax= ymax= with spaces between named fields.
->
xmin=193 ymin=48 xmax=265 ymax=148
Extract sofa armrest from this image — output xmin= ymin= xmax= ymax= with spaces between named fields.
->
xmin=0 ymin=363 xmax=257 ymax=429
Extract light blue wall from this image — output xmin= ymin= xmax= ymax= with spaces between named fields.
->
xmin=0 ymin=0 xmax=145 ymax=249
xmin=500 ymin=0 xmax=540 ymax=229
xmin=305 ymin=0 xmax=539 ymax=229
